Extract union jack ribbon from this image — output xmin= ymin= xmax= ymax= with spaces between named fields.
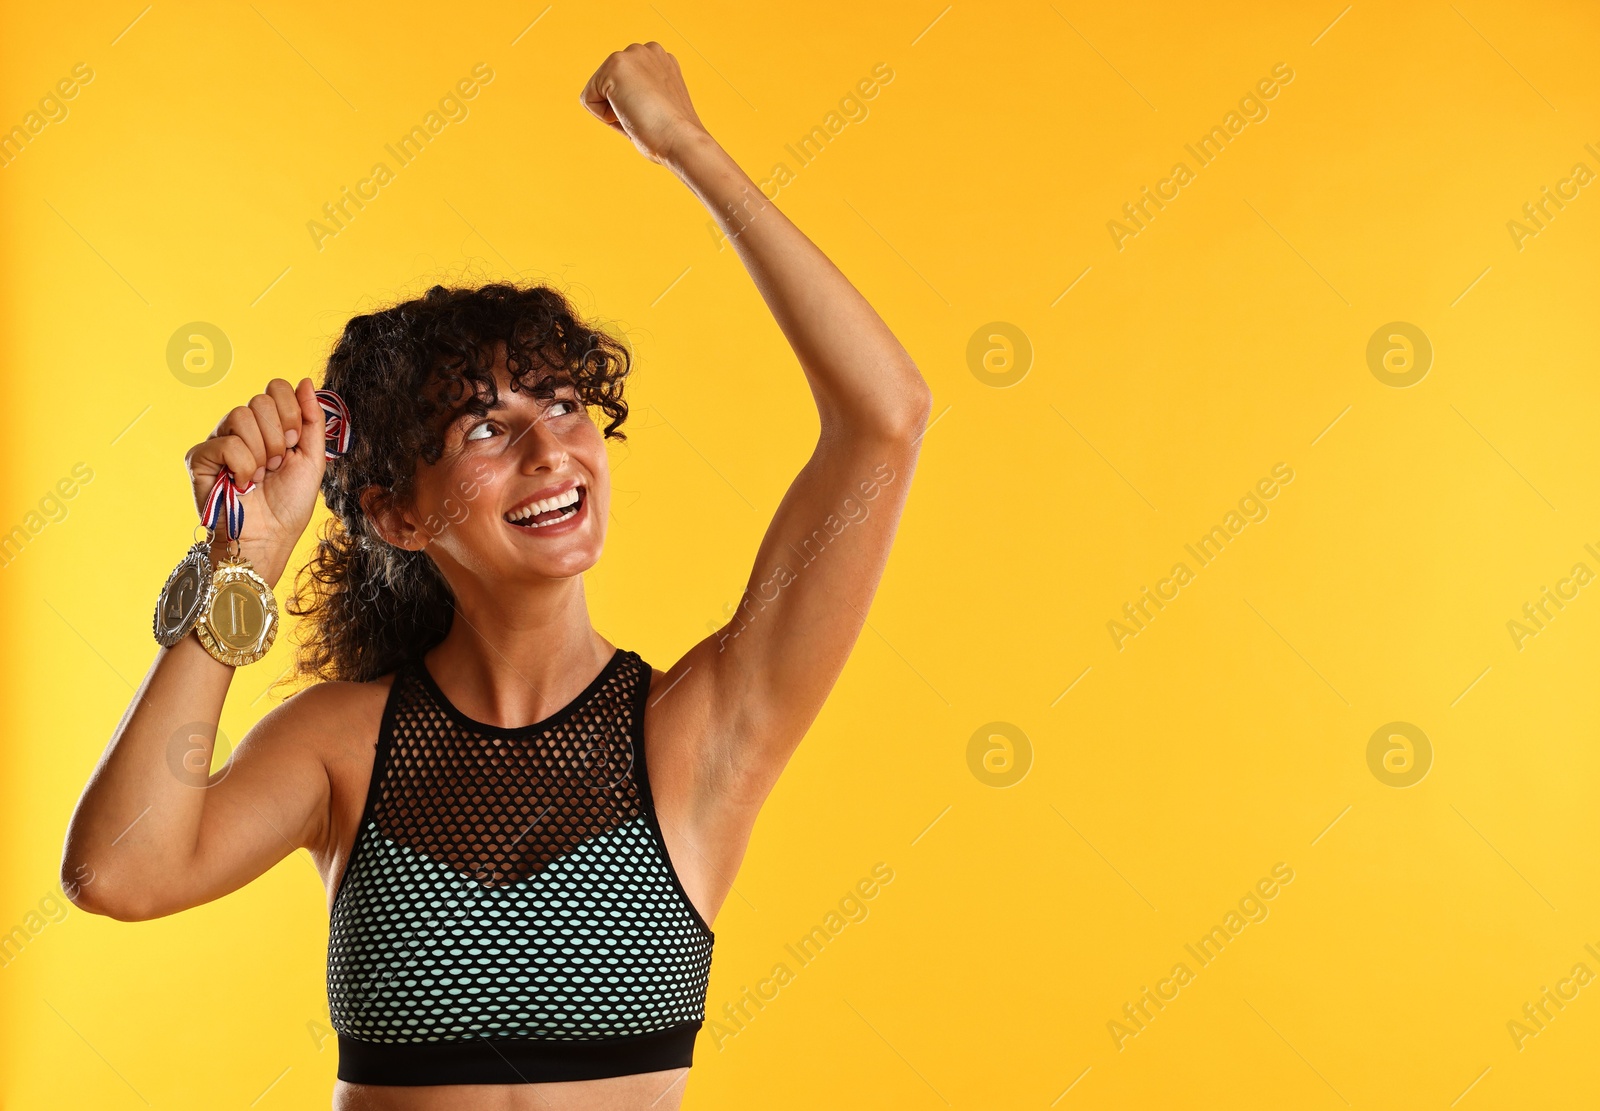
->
xmin=200 ymin=388 xmax=353 ymax=541
xmin=317 ymin=388 xmax=352 ymax=460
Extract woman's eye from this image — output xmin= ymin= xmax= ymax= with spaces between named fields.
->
xmin=465 ymin=421 xmax=497 ymax=442
xmin=547 ymin=400 xmax=579 ymax=418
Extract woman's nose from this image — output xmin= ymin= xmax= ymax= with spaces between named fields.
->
xmin=518 ymin=421 xmax=571 ymax=472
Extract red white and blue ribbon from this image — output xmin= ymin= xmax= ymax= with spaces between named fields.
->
xmin=318 ymin=389 xmax=352 ymax=460
xmin=201 ymin=467 xmax=251 ymax=541
xmin=201 ymin=388 xmax=352 ymax=541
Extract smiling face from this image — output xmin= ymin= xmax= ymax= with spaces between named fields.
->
xmin=370 ymin=343 xmax=611 ymax=588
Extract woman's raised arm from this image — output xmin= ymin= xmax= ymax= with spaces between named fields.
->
xmin=581 ymin=45 xmax=932 ymax=814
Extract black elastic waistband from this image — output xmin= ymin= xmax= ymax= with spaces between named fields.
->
xmin=336 ymin=1021 xmax=701 ymax=1086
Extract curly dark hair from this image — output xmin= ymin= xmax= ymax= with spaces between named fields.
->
xmin=283 ymin=281 xmax=633 ymax=686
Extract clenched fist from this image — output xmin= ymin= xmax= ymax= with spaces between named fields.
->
xmin=579 ymin=42 xmax=709 ymax=167
xmin=183 ymin=376 xmax=327 ymax=587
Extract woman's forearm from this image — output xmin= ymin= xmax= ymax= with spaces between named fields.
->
xmin=665 ymin=129 xmax=931 ymax=438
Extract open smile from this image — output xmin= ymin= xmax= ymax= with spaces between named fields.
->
xmin=504 ymin=483 xmax=587 ymax=532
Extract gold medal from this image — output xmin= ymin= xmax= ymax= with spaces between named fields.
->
xmin=175 ymin=388 xmax=351 ymax=665
xmin=153 ymin=542 xmax=215 ymax=648
xmin=196 ymin=555 xmax=278 ymax=666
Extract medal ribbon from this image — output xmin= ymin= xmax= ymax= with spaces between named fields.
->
xmin=201 ymin=389 xmax=353 ymax=541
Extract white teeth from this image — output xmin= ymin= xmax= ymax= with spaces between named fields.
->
xmin=524 ymin=506 xmax=578 ymax=528
xmin=505 ymin=487 xmax=582 ymax=524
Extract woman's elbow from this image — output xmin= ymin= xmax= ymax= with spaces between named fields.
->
xmin=882 ymin=382 xmax=933 ymax=444
xmin=61 ymin=861 xmax=159 ymax=922
xmin=902 ymin=374 xmax=934 ymax=437
xmin=869 ymin=365 xmax=934 ymax=443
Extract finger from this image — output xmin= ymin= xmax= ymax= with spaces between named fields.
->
xmin=218 ymin=406 xmax=267 ymax=482
xmin=216 ymin=435 xmax=261 ymax=488
xmin=297 ymin=378 xmax=326 ymax=452
xmin=265 ymin=378 xmax=302 ymax=450
xmin=248 ymin=394 xmax=287 ymax=468
xmin=184 ymin=439 xmax=214 ymax=481
xmin=580 ymin=85 xmax=619 ymax=126
xmin=189 ymin=435 xmax=259 ymax=491
xmin=578 ymin=59 xmax=619 ymax=124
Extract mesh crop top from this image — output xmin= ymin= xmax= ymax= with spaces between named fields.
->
xmin=325 ymin=647 xmax=716 ymax=1086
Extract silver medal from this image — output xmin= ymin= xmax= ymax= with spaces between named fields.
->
xmin=153 ymin=542 xmax=215 ymax=647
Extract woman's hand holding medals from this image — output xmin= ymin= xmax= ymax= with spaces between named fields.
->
xmin=184 ymin=377 xmax=330 ymax=590
xmin=154 ymin=377 xmax=350 ymax=666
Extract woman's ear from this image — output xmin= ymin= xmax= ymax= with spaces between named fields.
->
xmin=358 ymin=485 xmax=425 ymax=551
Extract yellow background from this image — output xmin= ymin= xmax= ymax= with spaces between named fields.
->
xmin=3 ymin=1 xmax=1598 ymax=1107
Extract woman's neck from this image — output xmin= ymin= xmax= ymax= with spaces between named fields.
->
xmin=422 ymin=575 xmax=615 ymax=729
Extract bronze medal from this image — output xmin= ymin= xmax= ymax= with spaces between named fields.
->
xmin=153 ymin=542 xmax=215 ymax=648
xmin=196 ymin=556 xmax=278 ymax=666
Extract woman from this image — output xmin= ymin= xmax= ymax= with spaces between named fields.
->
xmin=61 ymin=42 xmax=928 ymax=1111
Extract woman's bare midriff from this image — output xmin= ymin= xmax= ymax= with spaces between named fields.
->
xmin=332 ymin=1068 xmax=689 ymax=1111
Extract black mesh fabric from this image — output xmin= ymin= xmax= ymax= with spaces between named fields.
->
xmin=325 ymin=647 xmax=715 ymax=1081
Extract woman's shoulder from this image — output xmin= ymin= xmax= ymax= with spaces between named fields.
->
xmin=254 ymin=667 xmax=403 ymax=751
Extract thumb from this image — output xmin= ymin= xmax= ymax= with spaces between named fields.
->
xmin=297 ymin=378 xmax=326 ymax=451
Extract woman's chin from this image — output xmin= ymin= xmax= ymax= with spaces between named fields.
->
xmin=511 ymin=543 xmax=605 ymax=582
